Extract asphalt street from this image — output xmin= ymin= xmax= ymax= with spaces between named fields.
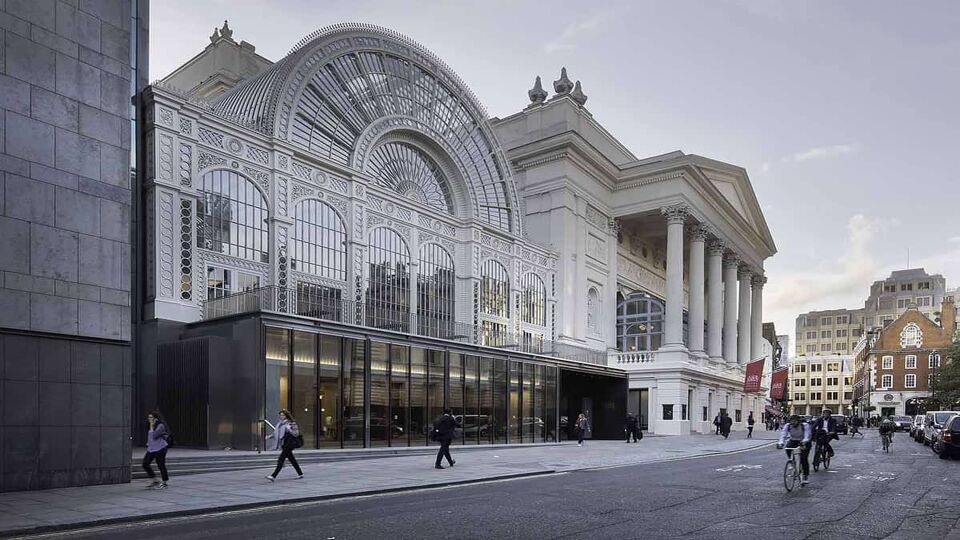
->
xmin=26 ymin=430 xmax=959 ymax=540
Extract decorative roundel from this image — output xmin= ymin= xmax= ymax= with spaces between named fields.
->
xmin=231 ymin=161 xmax=239 ymax=169
xmin=884 ymin=394 xmax=894 ymax=401
xmin=226 ymin=138 xmax=243 ymax=154
xmin=314 ymin=171 xmax=327 ymax=185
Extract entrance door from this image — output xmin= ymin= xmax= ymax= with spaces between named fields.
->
xmin=639 ymin=389 xmax=649 ymax=430
xmin=628 ymin=390 xmax=640 ymax=417
xmin=881 ymin=407 xmax=895 ymax=417
xmin=581 ymin=397 xmax=593 ymax=439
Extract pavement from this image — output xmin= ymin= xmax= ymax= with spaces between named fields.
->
xmin=22 ymin=428 xmax=958 ymax=540
xmin=0 ymin=430 xmax=779 ymax=537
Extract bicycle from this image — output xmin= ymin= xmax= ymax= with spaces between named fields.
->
xmin=778 ymin=443 xmax=806 ymax=492
xmin=881 ymin=432 xmax=891 ymax=452
xmin=812 ymin=435 xmax=832 ymax=471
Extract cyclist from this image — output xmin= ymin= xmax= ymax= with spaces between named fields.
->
xmin=777 ymin=414 xmax=812 ymax=485
xmin=812 ymin=409 xmax=838 ymax=464
xmin=879 ymin=417 xmax=895 ymax=449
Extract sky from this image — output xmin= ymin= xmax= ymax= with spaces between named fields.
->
xmin=150 ymin=1 xmax=960 ymax=351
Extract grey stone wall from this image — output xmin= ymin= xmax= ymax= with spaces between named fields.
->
xmin=0 ymin=0 xmax=134 ymax=492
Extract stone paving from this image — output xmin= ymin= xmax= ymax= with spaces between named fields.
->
xmin=0 ymin=431 xmax=780 ymax=537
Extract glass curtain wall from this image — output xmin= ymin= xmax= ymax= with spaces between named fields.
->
xmin=493 ymin=358 xmax=508 ymax=443
xmin=479 ymin=358 xmax=494 ymax=444
xmin=390 ymin=345 xmax=410 ymax=446
xmin=265 ymin=328 xmax=289 ymax=439
xmin=545 ymin=366 xmax=557 ymax=442
xmin=464 ymin=356 xmax=479 ymax=445
xmin=417 ymin=244 xmax=455 ymax=338
xmin=293 ymin=332 xmax=317 ymax=449
xmin=509 ymin=361 xmax=521 ymax=441
xmin=343 ymin=339 xmax=366 ymax=446
xmin=410 ymin=348 xmax=427 ymax=445
xmin=367 ymin=228 xmax=410 ymax=332
xmin=369 ymin=341 xmax=389 ymax=447
xmin=318 ymin=335 xmax=341 ymax=447
xmin=522 ymin=364 xmax=534 ymax=442
xmin=427 ymin=350 xmax=445 ymax=445
xmin=448 ymin=353 xmax=464 ymax=445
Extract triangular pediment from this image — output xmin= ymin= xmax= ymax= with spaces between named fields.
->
xmin=696 ymin=166 xmax=757 ymax=229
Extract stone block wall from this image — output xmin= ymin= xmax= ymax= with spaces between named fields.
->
xmin=0 ymin=0 xmax=135 ymax=492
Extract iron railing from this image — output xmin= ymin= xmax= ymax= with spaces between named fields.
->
xmin=202 ymin=285 xmax=607 ymax=365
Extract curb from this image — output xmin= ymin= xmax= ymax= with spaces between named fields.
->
xmin=0 ymin=470 xmax=555 ymax=539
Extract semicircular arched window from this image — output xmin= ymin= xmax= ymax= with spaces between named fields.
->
xmin=197 ymin=169 xmax=269 ymax=263
xmin=366 ymin=142 xmax=453 ymax=214
xmin=290 ymin=199 xmax=347 ymax=280
xmin=617 ymin=293 xmax=664 ymax=352
xmin=366 ymin=228 xmax=410 ymax=331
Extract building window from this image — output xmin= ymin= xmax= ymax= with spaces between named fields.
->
xmin=827 ymin=362 xmax=839 ymax=372
xmin=836 ymin=343 xmax=846 ymax=350
xmin=905 ymin=355 xmax=917 ymax=369
xmin=836 ymin=329 xmax=847 ymax=337
xmin=881 ymin=356 xmax=893 ymax=370
xmin=806 ymin=331 xmax=817 ymax=339
xmin=884 ymin=283 xmax=896 ymax=293
xmin=928 ymin=373 xmax=936 ymax=388
xmin=197 ymin=170 xmax=270 ymax=263
xmin=586 ymin=287 xmax=599 ymax=334
xmin=843 ymin=391 xmax=853 ymax=400
xmin=295 ymin=282 xmax=342 ymax=319
xmin=820 ymin=343 xmax=831 ymax=351
xmin=836 ymin=315 xmax=848 ymax=324
xmin=900 ymin=323 xmax=922 ymax=348
xmin=811 ymin=378 xmax=822 ymax=387
xmin=821 ymin=317 xmax=833 ymax=325
xmin=826 ymin=377 xmax=838 ymax=386
xmin=480 ymin=260 xmax=510 ymax=318
xmin=852 ymin=328 xmax=862 ymax=337
xmin=826 ymin=391 xmax=839 ymax=401
xmin=366 ymin=228 xmax=411 ymax=331
xmin=795 ymin=364 xmax=807 ymax=373
xmin=521 ymin=273 xmax=547 ymax=326
xmin=480 ymin=320 xmax=508 ymax=347
xmin=918 ymin=281 xmax=930 ymax=290
xmin=811 ymin=363 xmax=822 ymax=372
xmin=821 ymin=330 xmax=832 ymax=338
xmin=617 ymin=293 xmax=664 ymax=352
xmin=206 ymin=266 xmax=260 ymax=300
xmin=844 ymin=376 xmax=853 ymax=385
xmin=794 ymin=379 xmax=806 ymax=387
xmin=917 ymin=296 xmax=931 ymax=307
xmin=901 ymin=283 xmax=913 ymax=291
xmin=929 ymin=353 xmax=941 ymax=368
xmin=662 ymin=404 xmax=673 ymax=420
xmin=881 ymin=374 xmax=893 ymax=388
xmin=794 ymin=393 xmax=806 ymax=401
xmin=806 ymin=345 xmax=816 ymax=352
xmin=810 ymin=392 xmax=822 ymax=401
xmin=291 ymin=199 xmax=346 ymax=280
xmin=417 ymin=244 xmax=455 ymax=338
xmin=905 ymin=374 xmax=916 ymax=388
xmin=365 ymin=142 xmax=453 ymax=214
xmin=897 ymin=298 xmax=911 ymax=309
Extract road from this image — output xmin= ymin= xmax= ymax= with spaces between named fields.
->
xmin=27 ymin=431 xmax=959 ymax=540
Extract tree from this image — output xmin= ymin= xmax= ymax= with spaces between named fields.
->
xmin=931 ymin=341 xmax=960 ymax=408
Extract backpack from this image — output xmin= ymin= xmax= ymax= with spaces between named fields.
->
xmin=281 ymin=422 xmax=304 ymax=450
xmin=159 ymin=423 xmax=174 ymax=447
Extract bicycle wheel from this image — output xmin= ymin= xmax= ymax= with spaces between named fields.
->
xmin=823 ymin=452 xmax=830 ymax=470
xmin=783 ymin=460 xmax=797 ymax=492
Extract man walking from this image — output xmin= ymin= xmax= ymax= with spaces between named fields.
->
xmin=625 ymin=413 xmax=641 ymax=443
xmin=432 ymin=408 xmax=457 ymax=469
xmin=720 ymin=412 xmax=733 ymax=439
xmin=713 ymin=414 xmax=721 ymax=435
xmin=747 ymin=412 xmax=755 ymax=438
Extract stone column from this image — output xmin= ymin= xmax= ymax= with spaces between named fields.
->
xmin=751 ymin=274 xmax=766 ymax=360
xmin=722 ymin=253 xmax=739 ymax=364
xmin=706 ymin=239 xmax=725 ymax=361
xmin=606 ymin=219 xmax=621 ymax=350
xmin=737 ymin=266 xmax=752 ymax=365
xmin=661 ymin=204 xmax=689 ymax=348
xmin=687 ymin=224 xmax=709 ymax=354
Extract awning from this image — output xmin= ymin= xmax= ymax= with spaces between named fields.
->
xmin=764 ymin=406 xmax=783 ymax=416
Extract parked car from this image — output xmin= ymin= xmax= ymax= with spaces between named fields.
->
xmin=831 ymin=415 xmax=849 ymax=435
xmin=911 ymin=415 xmax=925 ymax=441
xmin=934 ymin=414 xmax=960 ymax=459
xmin=891 ymin=415 xmax=913 ymax=432
xmin=923 ymin=411 xmax=956 ymax=446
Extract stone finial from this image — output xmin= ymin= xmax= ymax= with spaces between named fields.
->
xmin=528 ymin=76 xmax=548 ymax=105
xmin=570 ymin=81 xmax=588 ymax=106
xmin=209 ymin=27 xmax=220 ymax=43
xmin=553 ymin=67 xmax=574 ymax=95
xmin=220 ymin=20 xmax=233 ymax=40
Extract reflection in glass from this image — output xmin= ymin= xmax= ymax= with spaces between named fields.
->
xmin=617 ymin=293 xmax=665 ymax=352
xmin=291 ymin=199 xmax=346 ymax=279
xmin=522 ymin=363 xmax=534 ymax=443
xmin=318 ymin=335 xmax=341 ymax=447
xmin=427 ymin=350 xmax=445 ymax=446
xmin=367 ymin=228 xmax=410 ymax=332
xmin=293 ymin=331 xmax=317 ymax=449
xmin=366 ymin=142 xmax=453 ymax=214
xmin=343 ymin=339 xmax=366 ymax=447
xmin=448 ymin=353 xmax=464 ymax=445
xmin=521 ymin=273 xmax=546 ymax=326
xmin=370 ymin=342 xmax=389 ymax=447
xmin=545 ymin=366 xmax=557 ymax=442
xmin=265 ymin=328 xmax=289 ymax=443
xmin=463 ymin=356 xmax=479 ymax=445
xmin=409 ymin=348 xmax=427 ymax=445
xmin=534 ymin=364 xmax=546 ymax=443
xmin=479 ymin=358 xmax=494 ymax=444
xmin=493 ymin=358 xmax=508 ymax=444
xmin=509 ymin=361 xmax=520 ymax=442
xmin=480 ymin=260 xmax=510 ymax=318
xmin=390 ymin=345 xmax=409 ymax=446
xmin=417 ymin=244 xmax=455 ymax=338
xmin=197 ymin=169 xmax=269 ymax=262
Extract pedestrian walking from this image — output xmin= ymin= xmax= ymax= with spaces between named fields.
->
xmin=142 ymin=411 xmax=170 ymax=489
xmin=576 ymin=413 xmax=589 ymax=446
xmin=713 ymin=414 xmax=721 ymax=435
xmin=747 ymin=412 xmax=755 ymax=438
xmin=720 ymin=412 xmax=733 ymax=439
xmin=265 ymin=409 xmax=303 ymax=481
xmin=432 ymin=408 xmax=457 ymax=469
xmin=624 ymin=413 xmax=641 ymax=443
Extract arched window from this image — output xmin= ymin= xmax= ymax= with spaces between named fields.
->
xmin=290 ymin=199 xmax=347 ymax=280
xmin=900 ymin=323 xmax=923 ymax=348
xmin=480 ymin=260 xmax=510 ymax=318
xmin=617 ymin=292 xmax=664 ymax=352
xmin=520 ymin=273 xmax=546 ymax=326
xmin=417 ymin=244 xmax=455 ymax=337
xmin=366 ymin=142 xmax=453 ymax=214
xmin=586 ymin=287 xmax=599 ymax=333
xmin=366 ymin=228 xmax=410 ymax=331
xmin=197 ymin=169 xmax=269 ymax=262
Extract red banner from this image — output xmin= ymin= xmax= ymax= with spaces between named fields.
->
xmin=770 ymin=367 xmax=789 ymax=399
xmin=743 ymin=358 xmax=765 ymax=393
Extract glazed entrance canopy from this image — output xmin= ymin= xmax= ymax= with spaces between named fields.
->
xmin=213 ymin=23 xmax=520 ymax=235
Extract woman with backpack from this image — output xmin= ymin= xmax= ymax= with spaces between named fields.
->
xmin=265 ymin=409 xmax=304 ymax=481
xmin=142 ymin=411 xmax=170 ymax=489
xmin=575 ymin=413 xmax=589 ymax=446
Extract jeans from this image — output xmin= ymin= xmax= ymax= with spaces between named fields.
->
xmin=435 ymin=440 xmax=453 ymax=466
xmin=784 ymin=439 xmax=810 ymax=476
xmin=142 ymin=447 xmax=169 ymax=482
xmin=747 ymin=426 xmax=754 ymax=438
xmin=271 ymin=447 xmax=303 ymax=477
xmin=626 ymin=427 xmax=640 ymax=442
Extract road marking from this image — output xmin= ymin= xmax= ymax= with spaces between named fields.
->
xmin=715 ymin=464 xmax=763 ymax=472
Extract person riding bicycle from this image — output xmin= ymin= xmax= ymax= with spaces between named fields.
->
xmin=812 ymin=409 xmax=838 ymax=461
xmin=777 ymin=414 xmax=812 ymax=485
xmin=879 ymin=417 xmax=895 ymax=446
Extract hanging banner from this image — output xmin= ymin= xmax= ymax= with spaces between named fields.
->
xmin=743 ymin=358 xmax=765 ymax=393
xmin=770 ymin=367 xmax=789 ymax=400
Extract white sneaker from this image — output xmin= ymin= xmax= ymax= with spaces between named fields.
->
xmin=578 ymin=442 xmax=582 ymax=446
xmin=146 ymin=480 xmax=159 ymax=489
xmin=296 ymin=474 xmax=304 ymax=479
xmin=801 ymin=475 xmax=809 ymax=485
xmin=265 ymin=475 xmax=275 ymax=482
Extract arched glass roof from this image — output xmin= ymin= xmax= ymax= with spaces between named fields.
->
xmin=366 ymin=142 xmax=452 ymax=213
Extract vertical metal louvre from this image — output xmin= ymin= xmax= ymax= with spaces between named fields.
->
xmin=157 ymin=339 xmax=209 ymax=448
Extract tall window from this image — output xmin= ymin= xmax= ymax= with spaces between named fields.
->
xmin=905 ymin=374 xmax=916 ymax=388
xmin=881 ymin=356 xmax=893 ymax=369
xmin=417 ymin=244 xmax=455 ymax=337
xmin=520 ymin=273 xmax=546 ymax=326
xmin=366 ymin=228 xmax=410 ymax=331
xmin=905 ymin=355 xmax=917 ymax=369
xmin=616 ymin=293 xmax=664 ymax=352
xmin=929 ymin=353 xmax=941 ymax=368
xmin=900 ymin=323 xmax=922 ymax=348
xmin=197 ymin=169 xmax=269 ymax=262
xmin=291 ymin=199 xmax=346 ymax=280
xmin=480 ymin=260 xmax=510 ymax=318
xmin=586 ymin=287 xmax=599 ymax=334
xmin=881 ymin=374 xmax=893 ymax=388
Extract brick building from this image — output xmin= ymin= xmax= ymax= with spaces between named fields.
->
xmin=853 ymin=297 xmax=955 ymax=418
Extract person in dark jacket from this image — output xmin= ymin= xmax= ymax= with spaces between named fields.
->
xmin=747 ymin=412 xmax=755 ymax=438
xmin=713 ymin=414 xmax=721 ymax=435
xmin=432 ymin=408 xmax=457 ymax=469
xmin=265 ymin=409 xmax=303 ymax=481
xmin=625 ymin=414 xmax=641 ymax=443
xmin=720 ymin=412 xmax=733 ymax=438
xmin=575 ymin=413 xmax=590 ymax=446
xmin=142 ymin=411 xmax=170 ymax=489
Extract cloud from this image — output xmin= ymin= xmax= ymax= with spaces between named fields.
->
xmin=544 ymin=13 xmax=607 ymax=53
xmin=781 ymin=144 xmax=858 ymax=164
xmin=760 ymin=162 xmax=770 ymax=173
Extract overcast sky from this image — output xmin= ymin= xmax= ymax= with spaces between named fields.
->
xmin=151 ymin=1 xmax=960 ymax=351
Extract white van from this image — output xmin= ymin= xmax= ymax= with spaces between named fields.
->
xmin=923 ymin=411 xmax=955 ymax=446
